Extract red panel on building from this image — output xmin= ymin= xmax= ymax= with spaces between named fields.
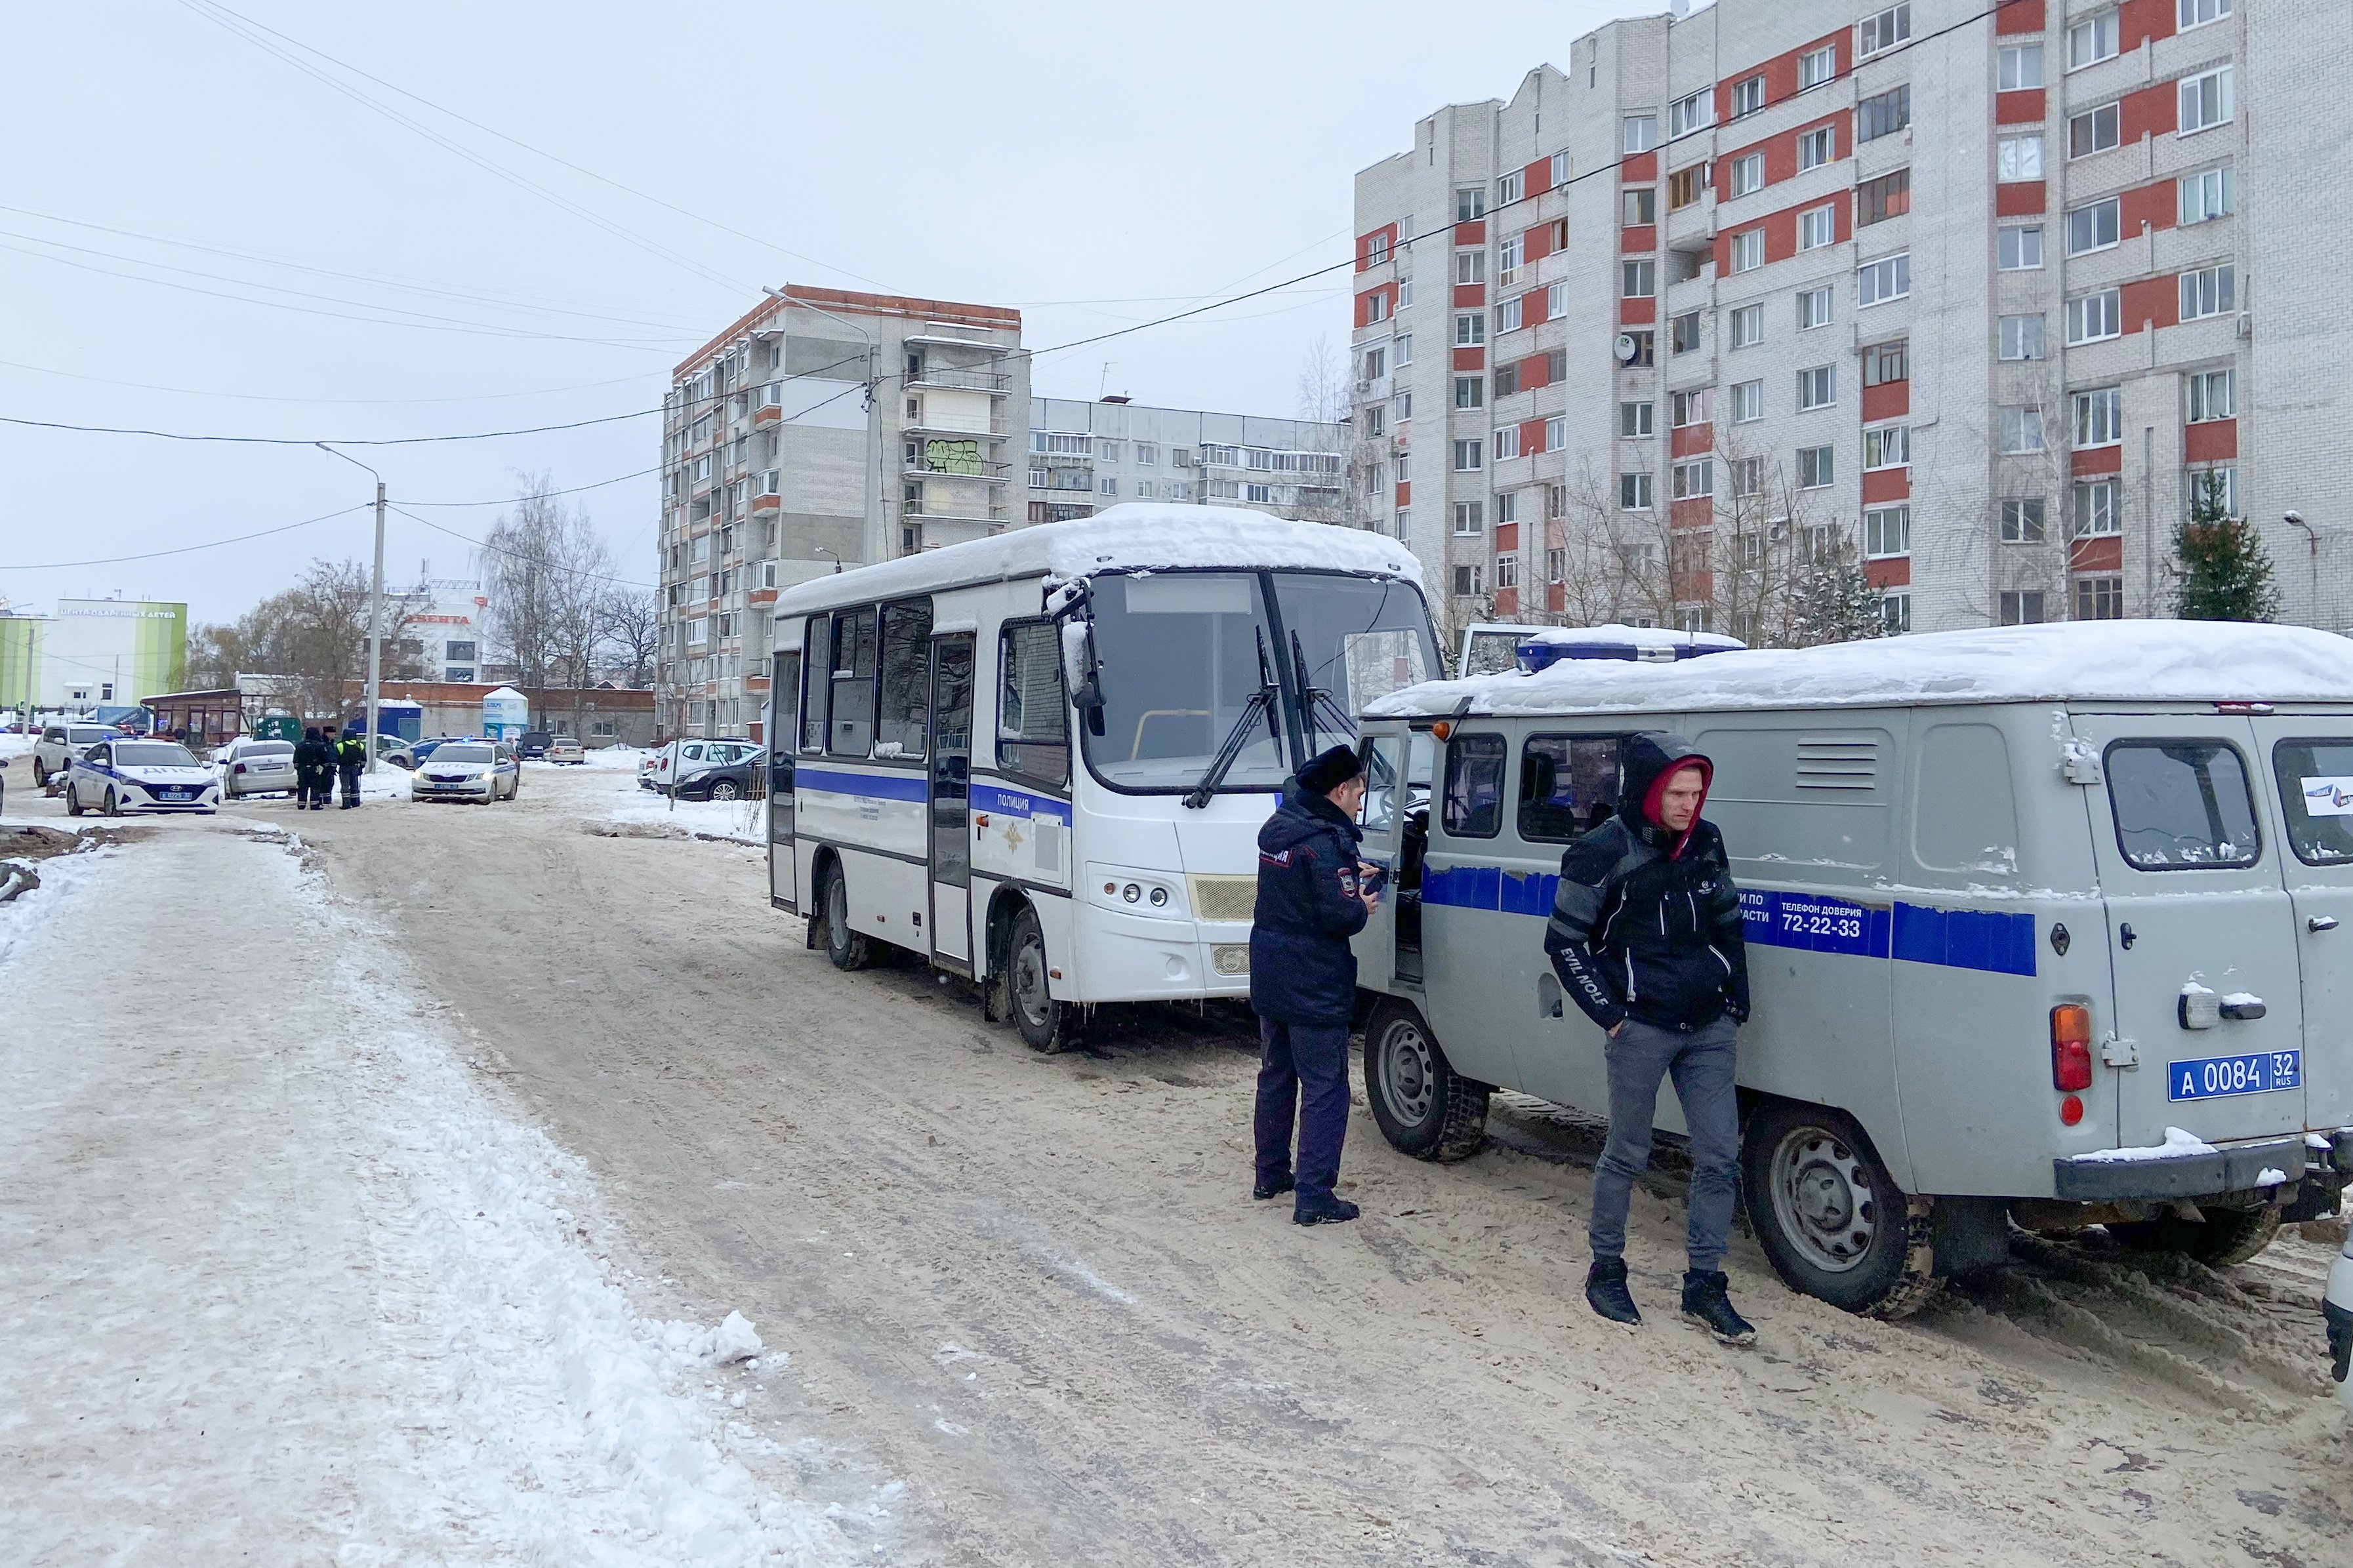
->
xmin=1494 ymin=587 xmax=1520 ymax=617
xmin=1452 ymin=347 xmax=1486 ymax=371
xmin=2121 ymin=273 xmax=2179 ymax=334
xmin=2185 ymin=419 xmax=2239 ymax=462
xmin=1670 ymin=499 xmax=1713 ymax=531
xmin=1524 ymin=222 xmax=1555 ymax=264
xmin=1716 ymin=30 xmax=1846 ymax=122
xmin=1546 ymin=582 xmax=1566 ymax=614
xmin=2072 ymin=445 xmax=2125 ymax=477
xmin=1521 ymin=289 xmax=1549 ymax=329
xmin=1865 ymin=557 xmax=1912 ymax=590
xmin=1520 ymin=352 xmax=1551 ymax=390
xmin=1454 ymin=220 xmax=1487 ymax=246
xmin=2071 ymin=535 xmax=2125 ymax=573
xmin=1619 ymin=296 xmax=1656 ymax=326
xmin=1521 ymin=418 xmax=1548 ymax=455
xmin=1524 ymin=156 xmax=1553 ymax=195
xmin=1995 ymin=180 xmax=2045 ymax=218
xmin=1355 ymin=223 xmax=1399 ymax=272
xmin=1452 ymin=283 xmax=1486 ymax=308
xmin=1995 ymin=89 xmax=2045 ymax=125
xmin=1353 ymin=285 xmax=1395 ymax=330
xmin=1393 ymin=481 xmax=1410 ymax=508
xmin=2118 ymin=81 xmax=2177 ymax=143
xmin=1717 ymin=111 xmax=1849 ymax=197
xmin=1621 ymin=224 xmax=1658 ymax=253
xmin=1861 ymin=380 xmax=1910 ymax=423
xmin=1621 ymin=151 xmax=1656 ymax=182
xmin=1496 ymin=522 xmax=1520 ymax=552
xmin=2120 ymin=177 xmax=2177 ymax=237
xmin=1862 ymin=468 xmax=1912 ymax=505
xmin=1670 ymin=424 xmax=1712 ymax=458
xmin=1995 ymin=0 xmax=2045 ymax=34
xmin=2119 ymin=0 xmax=2177 ymax=50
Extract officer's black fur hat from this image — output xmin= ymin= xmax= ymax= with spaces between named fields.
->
xmin=1297 ymin=742 xmax=1364 ymax=795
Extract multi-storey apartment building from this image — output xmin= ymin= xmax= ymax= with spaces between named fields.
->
xmin=1027 ymin=396 xmax=1349 ymax=525
xmin=1353 ymin=0 xmax=2350 ymax=644
xmin=656 ymin=287 xmax=1026 ymax=738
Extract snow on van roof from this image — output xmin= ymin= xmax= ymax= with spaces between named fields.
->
xmin=1368 ymin=620 xmax=2353 ymax=718
xmin=1514 ymin=623 xmax=1746 ymax=651
xmin=771 ymin=504 xmax=1421 ymax=619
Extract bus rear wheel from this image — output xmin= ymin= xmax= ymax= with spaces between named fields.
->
xmin=1742 ymin=1098 xmax=1941 ymax=1319
xmin=1004 ymin=904 xmax=1074 ymax=1054
xmin=1361 ymin=999 xmax=1488 ymax=1161
xmin=821 ymin=863 xmax=871 ymax=971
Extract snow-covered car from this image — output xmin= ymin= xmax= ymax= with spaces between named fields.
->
xmin=33 ymin=722 xmax=117 ymax=790
xmin=409 ymin=742 xmax=520 ymax=803
xmin=64 ymin=738 xmax=221 ymax=816
xmin=2329 ymin=1226 xmax=2353 ymax=1415
xmin=216 ymin=736 xmax=299 ymax=798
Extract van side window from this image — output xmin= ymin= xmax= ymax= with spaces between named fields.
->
xmin=1442 ymin=733 xmax=1507 ymax=838
xmin=1912 ymin=723 xmax=2018 ymax=875
xmin=997 ymin=621 xmax=1069 ymax=788
xmin=875 ymin=599 xmax=934 ymax=760
xmin=1519 ymin=734 xmax=1624 ymax=841
xmin=2270 ymin=738 xmax=2353 ymax=866
xmin=800 ymin=615 xmax=830 ymax=753
xmin=828 ymin=607 xmax=878 ymax=756
xmin=2104 ymin=740 xmax=2260 ymax=870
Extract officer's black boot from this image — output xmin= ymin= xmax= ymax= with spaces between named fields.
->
xmin=1252 ymin=1173 xmax=1295 ymax=1202
xmin=1680 ymin=1270 xmax=1757 ymax=1345
xmin=1585 ymin=1255 xmax=1641 ymax=1325
xmin=1292 ymin=1191 xmax=1359 ymax=1226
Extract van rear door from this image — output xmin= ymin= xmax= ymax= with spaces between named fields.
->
xmin=2074 ymin=715 xmax=2306 ymax=1150
xmin=2251 ymin=718 xmax=2353 ymax=1135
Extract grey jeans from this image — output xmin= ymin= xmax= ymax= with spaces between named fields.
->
xmin=1588 ymin=1015 xmax=1741 ymax=1274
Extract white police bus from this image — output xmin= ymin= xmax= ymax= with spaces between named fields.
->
xmin=764 ymin=505 xmax=1437 ymax=1050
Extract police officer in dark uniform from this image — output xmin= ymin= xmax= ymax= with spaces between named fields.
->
xmin=293 ymin=726 xmax=335 ymax=811
xmin=1250 ymin=743 xmax=1380 ymax=1226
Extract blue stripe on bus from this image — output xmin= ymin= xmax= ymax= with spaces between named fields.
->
xmin=797 ymin=767 xmax=929 ymax=803
xmin=971 ymin=782 xmax=1074 ymax=825
xmin=1420 ymin=864 xmax=2035 ymax=976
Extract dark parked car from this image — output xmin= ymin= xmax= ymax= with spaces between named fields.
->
xmin=671 ymin=746 xmax=766 ymax=801
xmin=517 ymin=731 xmax=554 ymax=761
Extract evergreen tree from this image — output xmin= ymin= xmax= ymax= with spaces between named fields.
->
xmin=1784 ymin=525 xmax=1888 ymax=646
xmin=2173 ymin=473 xmax=2281 ymax=622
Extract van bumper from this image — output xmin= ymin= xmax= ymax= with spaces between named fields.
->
xmin=2053 ymin=1134 xmax=2308 ymax=1202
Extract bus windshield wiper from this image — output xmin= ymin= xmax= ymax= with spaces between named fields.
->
xmin=1290 ymin=629 xmax=1357 ymax=755
xmin=1183 ymin=628 xmax=1280 ymax=810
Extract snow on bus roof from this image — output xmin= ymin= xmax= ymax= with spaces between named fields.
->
xmin=1367 ymin=621 xmax=2353 ymax=718
xmin=771 ymin=504 xmax=1421 ymax=618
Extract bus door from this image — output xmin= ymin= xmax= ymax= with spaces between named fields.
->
xmin=769 ymin=650 xmax=800 ymax=912
xmin=928 ymin=632 xmax=977 ymax=969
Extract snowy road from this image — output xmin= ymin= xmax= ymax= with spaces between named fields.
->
xmin=7 ymin=769 xmax=2353 ymax=1565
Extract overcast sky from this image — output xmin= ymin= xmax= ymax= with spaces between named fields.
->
xmin=0 ymin=0 xmax=1652 ymax=626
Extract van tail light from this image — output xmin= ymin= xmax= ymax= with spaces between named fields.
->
xmin=2051 ymin=1004 xmax=2095 ymax=1092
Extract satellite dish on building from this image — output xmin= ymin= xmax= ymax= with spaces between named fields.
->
xmin=1614 ymin=334 xmax=1640 ymax=364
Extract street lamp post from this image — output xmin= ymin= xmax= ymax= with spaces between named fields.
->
xmin=316 ymin=442 xmax=387 ymax=773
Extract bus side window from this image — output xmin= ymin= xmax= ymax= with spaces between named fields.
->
xmin=1441 ymin=733 xmax=1507 ymax=839
xmin=829 ymin=607 xmax=878 ymax=756
xmin=876 ymin=599 xmax=933 ymax=759
xmin=1519 ymin=734 xmax=1623 ymax=843
xmin=800 ymin=615 xmax=830 ymax=753
xmin=997 ymin=622 xmax=1069 ymax=788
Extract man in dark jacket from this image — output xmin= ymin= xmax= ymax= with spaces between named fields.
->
xmin=293 ymin=726 xmax=335 ymax=811
xmin=1250 ymin=743 xmax=1378 ymax=1226
xmin=1544 ymin=733 xmax=1755 ymax=1343
xmin=335 ymin=729 xmax=368 ymax=808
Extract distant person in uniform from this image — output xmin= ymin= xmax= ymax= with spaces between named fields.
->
xmin=293 ymin=726 xmax=335 ymax=811
xmin=1544 ymin=733 xmax=1756 ymax=1344
xmin=335 ymin=729 xmax=367 ymax=809
xmin=1250 ymin=742 xmax=1380 ymax=1227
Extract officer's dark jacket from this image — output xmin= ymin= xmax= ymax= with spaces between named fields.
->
xmin=293 ymin=737 xmax=334 ymax=774
xmin=336 ymin=736 xmax=367 ymax=768
xmin=1543 ymin=733 xmax=1749 ymax=1034
xmin=1249 ymin=782 xmax=1368 ymax=1026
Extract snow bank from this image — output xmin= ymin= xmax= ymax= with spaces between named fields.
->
xmin=1369 ymin=620 xmax=2353 ymax=718
xmin=0 ymin=844 xmax=112 ymax=975
xmin=2070 ymin=1126 xmax=2219 ymax=1164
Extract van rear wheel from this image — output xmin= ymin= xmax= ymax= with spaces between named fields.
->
xmin=1742 ymin=1099 xmax=1941 ymax=1318
xmin=821 ymin=864 xmax=871 ymax=971
xmin=1362 ymin=999 xmax=1488 ymax=1161
xmin=2107 ymin=1206 xmax=2281 ymax=1268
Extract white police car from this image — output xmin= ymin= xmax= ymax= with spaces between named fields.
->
xmin=408 ymin=740 xmax=520 ymax=803
xmin=65 ymin=737 xmax=222 ymax=816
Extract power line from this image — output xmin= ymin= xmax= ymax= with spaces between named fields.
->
xmin=0 ymin=357 xmax=652 ymax=407
xmin=0 ymin=504 xmax=369 ymax=571
xmin=394 ymin=464 xmax=663 ymax=508
xmin=388 ymin=504 xmax=655 ymax=592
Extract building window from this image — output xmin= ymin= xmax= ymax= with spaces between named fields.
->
xmin=1729 ymin=228 xmax=1765 ymax=272
xmin=1999 ymin=43 xmax=2045 ymax=90
xmin=1453 ymin=565 xmax=1484 ymax=597
xmin=1799 ymin=125 xmax=1836 ymax=171
xmin=1671 ymin=388 xmax=1708 ymax=428
xmin=1498 ymin=234 xmax=1523 ymax=281
xmin=1099 ymin=477 xmax=1119 ymax=497
xmin=1456 ymin=186 xmax=1486 ymax=221
xmin=1856 ymin=169 xmax=1910 ymax=226
xmin=1494 ymin=552 xmax=1519 ymax=590
xmin=1496 ymin=171 xmax=1522 ymax=207
xmin=1545 ymin=415 xmax=1566 ymax=451
xmin=1621 ymin=471 xmax=1654 ymax=510
xmin=1545 ymin=283 xmax=1567 ymax=319
xmin=1551 ymin=148 xmax=1572 ymax=186
xmin=1730 ymin=456 xmax=1765 ymax=496
xmin=1455 ymin=250 xmax=1485 ymax=284
xmin=1496 ymin=490 xmax=1519 ymax=524
xmin=1797 ymin=365 xmax=1836 ymax=411
xmin=1858 ymin=4 xmax=1911 ymax=57
xmin=1454 ymin=439 xmax=1484 ymax=472
xmin=1622 ymin=188 xmax=1657 ymax=226
xmin=2073 ymin=477 xmax=2121 ymax=535
xmin=2180 ymin=166 xmax=2235 ymax=224
xmin=2179 ymin=66 xmax=2234 ymax=135
xmin=1494 ymin=361 xmax=1519 ymax=397
xmin=1453 ymin=501 xmax=1484 ymax=534
xmin=1801 ymin=46 xmax=1837 ymax=90
xmin=1621 ymin=401 xmax=1655 ymax=437
xmin=1730 ymin=75 xmax=1765 ymax=119
xmin=1623 ymin=115 xmax=1658 ymax=153
xmin=2180 ymin=263 xmax=2236 ymax=321
xmin=1797 ymin=446 xmax=1835 ymax=489
xmin=1798 ymin=285 xmax=1834 ymax=331
xmin=1454 ymin=312 xmax=1486 ymax=347
xmin=2186 ymin=465 xmax=2238 ymax=514
xmin=1729 ymin=153 xmax=1764 ymax=198
xmin=1858 ymin=252 xmax=1910 ymax=306
xmin=2000 ymin=406 xmax=2045 ymax=453
xmin=1364 ymin=291 xmax=1390 ymax=325
xmin=2069 ymin=102 xmax=2121 ymax=158
xmin=1669 ymin=90 xmax=1711 ymax=137
xmin=2072 ymin=386 xmax=2123 ymax=447
xmin=1496 ymin=295 xmax=1523 ymax=334
xmin=1999 ymin=314 xmax=2046 ymax=359
xmin=1395 ymin=332 xmax=1414 ymax=366
xmin=1671 ymin=310 xmax=1702 ymax=353
xmin=1880 ymin=593 xmax=1912 ymax=635
xmin=2179 ymin=0 xmax=2232 ymax=29
xmin=1454 ymin=375 xmax=1484 ymax=409
xmin=1730 ymin=380 xmax=1763 ymax=422
xmin=2065 ymin=287 xmax=2121 ymax=344
xmin=1998 ymin=225 xmax=2045 ymax=270
xmin=1864 ymin=504 xmax=1911 ymax=557
xmin=2074 ymin=575 xmax=2123 ymax=620
xmin=1361 ymin=346 xmax=1387 ymax=380
xmin=1797 ymin=203 xmax=1837 ymax=250
xmin=1365 ymin=231 xmax=1391 ymax=268
xmin=1729 ymin=304 xmax=1764 ymax=348
xmin=1669 ymin=165 xmax=1706 ymax=209
xmin=1492 ymin=424 xmax=1521 ymax=461
xmin=2067 ymin=10 xmax=2119 ymax=70
xmin=1999 ymin=590 xmax=2049 ymax=625
xmin=1395 ymin=390 xmax=1414 ymax=422
xmin=1671 ymin=459 xmax=1713 ymax=500
xmin=1620 ymin=331 xmax=1656 ymax=366
xmin=1397 ymin=277 xmax=1414 ymax=307
xmin=2001 ymin=498 xmax=2047 ymax=542
xmin=1864 ymin=425 xmax=1911 ymax=470
xmin=1997 ymin=135 xmax=2044 ymax=181
xmin=1547 ymin=546 xmax=1566 ymax=582
xmin=1858 ymin=85 xmax=1911 ymax=143
xmin=2186 ymin=368 xmax=2236 ymax=423
xmin=1622 ymin=258 xmax=1656 ymax=298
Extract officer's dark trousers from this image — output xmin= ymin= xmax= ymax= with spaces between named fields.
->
xmin=1254 ymin=1018 xmax=1352 ymax=1201
xmin=298 ymin=769 xmax=329 ymax=808
xmin=338 ymin=766 xmax=362 ymax=806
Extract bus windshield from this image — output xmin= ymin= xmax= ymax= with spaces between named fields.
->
xmin=1079 ymin=570 xmax=1436 ymax=795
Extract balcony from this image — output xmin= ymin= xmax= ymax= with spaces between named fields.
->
xmin=905 ymin=363 xmax=1010 ymax=393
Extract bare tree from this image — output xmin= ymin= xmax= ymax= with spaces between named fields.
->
xmin=597 ymin=589 xmax=660 ymax=688
xmin=1291 ymin=333 xmax=1358 ymax=528
xmin=1547 ymin=461 xmax=1642 ymax=628
xmin=481 ymin=473 xmax=613 ymax=733
xmin=211 ymin=560 xmax=422 ymax=722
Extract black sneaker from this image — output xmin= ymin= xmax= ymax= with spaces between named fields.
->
xmin=1681 ymin=1270 xmax=1757 ymax=1346
xmin=1252 ymin=1173 xmax=1295 ymax=1201
xmin=1586 ymin=1256 xmax=1641 ymax=1326
xmin=1292 ymin=1192 xmax=1360 ymax=1226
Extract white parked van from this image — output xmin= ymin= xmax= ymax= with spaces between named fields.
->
xmin=1352 ymin=622 xmax=2353 ymax=1316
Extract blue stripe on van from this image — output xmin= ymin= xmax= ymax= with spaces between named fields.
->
xmin=971 ymin=782 xmax=1074 ymax=826
xmin=1424 ymin=862 xmax=2036 ymax=976
xmin=797 ymin=766 xmax=929 ymax=803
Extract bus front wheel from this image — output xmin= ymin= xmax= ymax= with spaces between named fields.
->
xmin=1004 ymin=904 xmax=1074 ymax=1054
xmin=821 ymin=863 xmax=871 ymax=971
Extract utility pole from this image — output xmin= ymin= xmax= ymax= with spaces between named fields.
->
xmin=317 ymin=442 xmax=386 ymax=772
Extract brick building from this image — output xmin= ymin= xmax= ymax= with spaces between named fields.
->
xmin=1351 ymin=0 xmax=2350 ymax=643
